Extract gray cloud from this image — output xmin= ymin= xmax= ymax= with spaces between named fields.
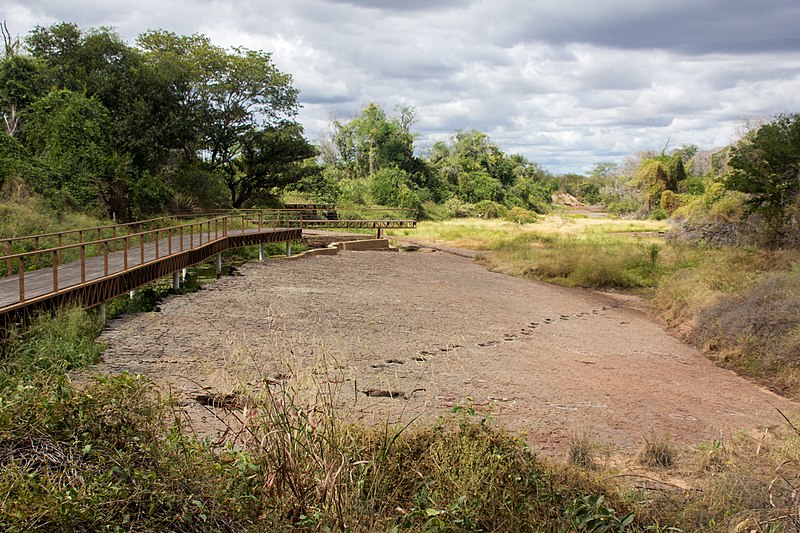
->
xmin=6 ymin=0 xmax=800 ymax=174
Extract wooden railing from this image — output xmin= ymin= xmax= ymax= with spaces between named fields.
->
xmin=1 ymin=208 xmax=416 ymax=309
xmin=0 ymin=213 xmax=296 ymax=306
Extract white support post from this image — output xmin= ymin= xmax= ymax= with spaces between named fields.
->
xmin=259 ymin=243 xmax=264 ymax=261
xmin=129 ymin=290 xmax=136 ymax=299
xmin=182 ymin=268 xmax=187 ymax=281
xmin=98 ymin=302 xmax=107 ymax=327
xmin=286 ymin=241 xmax=292 ymax=257
xmin=216 ymin=253 xmax=222 ymax=276
xmin=173 ymin=271 xmax=180 ymax=290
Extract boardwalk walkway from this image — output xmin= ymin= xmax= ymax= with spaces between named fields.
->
xmin=0 ymin=211 xmax=416 ymax=330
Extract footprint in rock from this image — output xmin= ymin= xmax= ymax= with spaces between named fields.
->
xmin=412 ymin=356 xmax=428 ymax=362
xmin=477 ymin=340 xmax=500 ymax=347
xmin=386 ymin=358 xmax=405 ymax=365
xmin=441 ymin=344 xmax=463 ymax=351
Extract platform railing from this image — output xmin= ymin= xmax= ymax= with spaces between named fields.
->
xmin=1 ymin=209 xmax=417 ymax=307
xmin=0 ymin=213 xmax=291 ymax=305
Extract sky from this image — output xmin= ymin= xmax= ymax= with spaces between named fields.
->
xmin=5 ymin=0 xmax=800 ymax=174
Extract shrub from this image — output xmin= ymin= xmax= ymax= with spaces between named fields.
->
xmin=503 ymin=206 xmax=539 ymax=224
xmin=693 ymin=269 xmax=800 ymax=391
xmin=660 ymin=190 xmax=682 ymax=215
xmin=442 ymin=197 xmax=473 ymax=218
xmin=472 ymin=199 xmax=507 ymax=219
xmin=568 ymin=430 xmax=598 ymax=469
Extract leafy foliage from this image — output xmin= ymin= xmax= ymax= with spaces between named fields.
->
xmin=725 ymin=113 xmax=800 ymax=243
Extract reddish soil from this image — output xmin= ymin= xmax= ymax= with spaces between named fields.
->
xmin=94 ymin=243 xmax=798 ymax=456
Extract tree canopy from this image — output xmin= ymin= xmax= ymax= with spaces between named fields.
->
xmin=0 ymin=22 xmax=315 ymax=218
xmin=726 ymin=113 xmax=800 ymax=224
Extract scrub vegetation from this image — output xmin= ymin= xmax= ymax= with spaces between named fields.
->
xmin=3 ymin=19 xmax=800 ymax=531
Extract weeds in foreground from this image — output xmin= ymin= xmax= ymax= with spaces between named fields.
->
xmin=8 ymin=309 xmax=800 ymax=530
xmin=639 ymin=432 xmax=677 ymax=468
xmin=569 ymin=429 xmax=600 ymax=469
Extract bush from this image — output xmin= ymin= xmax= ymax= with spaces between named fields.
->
xmin=472 ymin=199 xmax=507 ymax=219
xmin=442 ymin=197 xmax=473 ymax=218
xmin=660 ymin=190 xmax=682 ymax=215
xmin=503 ymin=206 xmax=539 ymax=224
xmin=639 ymin=432 xmax=677 ymax=468
xmin=693 ymin=269 xmax=800 ymax=391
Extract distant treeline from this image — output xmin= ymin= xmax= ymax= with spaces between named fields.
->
xmin=1 ymin=22 xmax=799 ymax=245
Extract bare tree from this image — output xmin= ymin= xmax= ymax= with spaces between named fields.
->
xmin=1 ymin=21 xmax=20 ymax=58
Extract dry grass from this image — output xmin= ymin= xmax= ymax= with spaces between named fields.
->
xmin=568 ymin=429 xmax=601 ymax=469
xmin=639 ymin=432 xmax=677 ymax=468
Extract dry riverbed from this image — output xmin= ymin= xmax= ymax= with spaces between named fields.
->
xmin=94 ymin=246 xmax=798 ymax=456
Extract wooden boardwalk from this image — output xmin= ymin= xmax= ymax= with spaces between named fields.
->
xmin=0 ymin=211 xmax=416 ymax=331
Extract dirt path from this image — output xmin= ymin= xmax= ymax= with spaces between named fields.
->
xmin=94 ymin=247 xmax=798 ymax=456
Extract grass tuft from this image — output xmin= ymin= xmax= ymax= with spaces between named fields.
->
xmin=568 ymin=429 xmax=599 ymax=469
xmin=639 ymin=432 xmax=677 ymax=468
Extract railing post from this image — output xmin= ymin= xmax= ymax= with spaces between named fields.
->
xmin=215 ymin=218 xmax=219 ymax=240
xmin=124 ymin=237 xmax=129 ymax=270
xmin=111 ymin=227 xmax=117 ymax=252
xmin=103 ymin=241 xmax=109 ymax=276
xmin=80 ymin=245 xmax=86 ymax=283
xmin=180 ymin=226 xmax=184 ymax=252
xmin=34 ymin=237 xmax=40 ymax=269
xmin=258 ymin=212 xmax=263 ymax=231
xmin=223 ymin=217 xmax=227 ymax=237
xmin=199 ymin=223 xmax=203 ymax=246
xmin=5 ymin=241 xmax=11 ymax=276
xmin=58 ymin=234 xmax=63 ymax=263
xmin=241 ymin=215 xmax=245 ymax=235
xmin=140 ymin=233 xmax=145 ymax=265
xmin=155 ymin=230 xmax=160 ymax=259
xmin=52 ymin=250 xmax=58 ymax=292
xmin=18 ymin=257 xmax=24 ymax=303
xmin=191 ymin=224 xmax=195 ymax=248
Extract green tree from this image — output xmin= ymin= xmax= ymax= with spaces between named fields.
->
xmin=232 ymin=122 xmax=317 ymax=207
xmin=25 ymin=23 xmax=192 ymax=212
xmin=634 ymin=154 xmax=684 ymax=211
xmin=0 ymin=132 xmax=29 ymax=188
xmin=328 ymin=103 xmax=418 ymax=177
xmin=138 ymin=30 xmax=301 ymax=207
xmin=24 ymin=89 xmax=115 ymax=210
xmin=725 ymin=113 xmax=800 ymax=232
xmin=0 ymin=55 xmax=47 ymax=136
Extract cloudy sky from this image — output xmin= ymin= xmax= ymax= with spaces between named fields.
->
xmin=6 ymin=0 xmax=800 ymax=174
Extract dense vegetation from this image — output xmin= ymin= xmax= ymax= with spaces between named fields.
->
xmin=4 ymin=20 xmax=800 ymax=531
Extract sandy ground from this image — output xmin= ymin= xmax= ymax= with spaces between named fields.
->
xmin=94 ymin=244 xmax=799 ymax=456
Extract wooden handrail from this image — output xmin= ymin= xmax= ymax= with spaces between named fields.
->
xmin=2 ymin=211 xmax=416 ymax=306
xmin=0 ymin=216 xmax=234 ymax=263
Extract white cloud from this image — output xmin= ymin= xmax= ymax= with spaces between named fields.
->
xmin=5 ymin=0 xmax=800 ymax=174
